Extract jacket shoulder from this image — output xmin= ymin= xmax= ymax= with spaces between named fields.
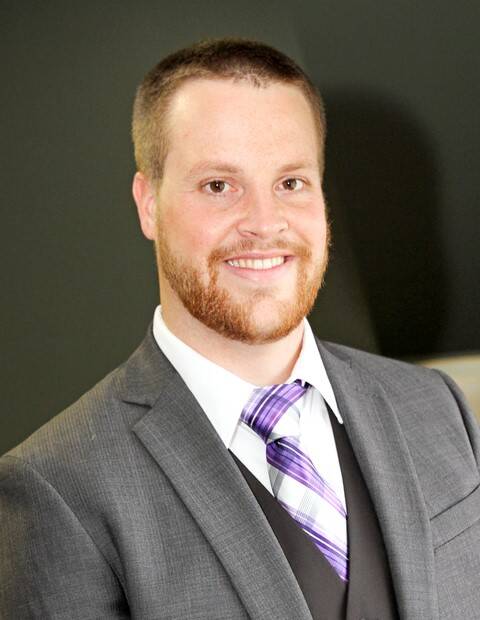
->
xmin=3 ymin=359 xmax=141 ymax=474
xmin=3 ymin=325 xmax=168 ymax=468
xmin=317 ymin=338 xmax=479 ymax=450
xmin=318 ymin=339 xmax=440 ymax=386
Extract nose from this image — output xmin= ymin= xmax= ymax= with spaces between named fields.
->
xmin=236 ymin=189 xmax=288 ymax=239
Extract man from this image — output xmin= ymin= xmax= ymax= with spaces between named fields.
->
xmin=1 ymin=39 xmax=479 ymax=620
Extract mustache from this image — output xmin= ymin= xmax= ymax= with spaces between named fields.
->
xmin=209 ymin=239 xmax=312 ymax=264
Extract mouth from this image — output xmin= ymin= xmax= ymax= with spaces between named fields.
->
xmin=224 ymin=249 xmax=295 ymax=269
xmin=221 ymin=253 xmax=295 ymax=283
xmin=225 ymin=256 xmax=288 ymax=270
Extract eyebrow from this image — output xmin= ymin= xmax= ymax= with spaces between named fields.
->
xmin=187 ymin=161 xmax=241 ymax=176
xmin=277 ymin=160 xmax=318 ymax=174
xmin=186 ymin=159 xmax=317 ymax=177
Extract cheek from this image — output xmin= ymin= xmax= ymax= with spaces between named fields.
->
xmin=295 ymin=206 xmax=328 ymax=249
xmin=161 ymin=205 xmax=223 ymax=262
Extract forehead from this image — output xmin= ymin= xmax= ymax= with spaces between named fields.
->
xmin=162 ymin=78 xmax=320 ymax=172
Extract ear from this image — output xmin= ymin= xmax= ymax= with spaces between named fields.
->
xmin=132 ymin=172 xmax=157 ymax=240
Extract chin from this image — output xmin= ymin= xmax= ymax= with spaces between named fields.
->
xmin=241 ymin=322 xmax=303 ymax=345
xmin=219 ymin=298 xmax=305 ymax=345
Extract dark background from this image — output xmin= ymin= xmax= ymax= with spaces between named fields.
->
xmin=2 ymin=0 xmax=479 ymax=453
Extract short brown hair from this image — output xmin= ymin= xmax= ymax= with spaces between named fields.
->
xmin=132 ymin=38 xmax=326 ymax=180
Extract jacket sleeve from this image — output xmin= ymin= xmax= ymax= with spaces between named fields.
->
xmin=0 ymin=455 xmax=129 ymax=619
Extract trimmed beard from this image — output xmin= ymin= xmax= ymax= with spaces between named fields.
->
xmin=156 ymin=233 xmax=329 ymax=345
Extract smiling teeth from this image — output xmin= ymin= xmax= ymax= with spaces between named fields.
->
xmin=227 ymin=257 xmax=285 ymax=270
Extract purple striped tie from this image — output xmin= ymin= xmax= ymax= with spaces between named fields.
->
xmin=241 ymin=380 xmax=349 ymax=582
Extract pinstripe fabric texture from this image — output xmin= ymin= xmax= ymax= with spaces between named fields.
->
xmin=241 ymin=380 xmax=349 ymax=582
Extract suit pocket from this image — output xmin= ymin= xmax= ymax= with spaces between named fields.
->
xmin=431 ymin=483 xmax=480 ymax=549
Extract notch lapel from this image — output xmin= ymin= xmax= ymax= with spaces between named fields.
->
xmin=317 ymin=340 xmax=438 ymax=620
xmin=122 ymin=327 xmax=312 ymax=620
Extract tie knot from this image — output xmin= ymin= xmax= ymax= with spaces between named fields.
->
xmin=241 ymin=379 xmax=309 ymax=444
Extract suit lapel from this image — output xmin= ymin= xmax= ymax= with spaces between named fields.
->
xmin=317 ymin=340 xmax=438 ymax=620
xmin=122 ymin=326 xmax=312 ymax=620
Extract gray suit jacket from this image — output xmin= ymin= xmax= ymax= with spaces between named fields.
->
xmin=1 ymin=325 xmax=479 ymax=619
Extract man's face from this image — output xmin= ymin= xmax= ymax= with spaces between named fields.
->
xmin=151 ymin=78 xmax=329 ymax=344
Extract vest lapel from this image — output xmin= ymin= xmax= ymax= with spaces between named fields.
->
xmin=317 ymin=340 xmax=438 ymax=620
xmin=122 ymin=327 xmax=312 ymax=620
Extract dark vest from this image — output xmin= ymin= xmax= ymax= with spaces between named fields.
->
xmin=230 ymin=412 xmax=399 ymax=620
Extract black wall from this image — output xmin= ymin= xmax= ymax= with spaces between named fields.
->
xmin=1 ymin=1 xmax=479 ymax=453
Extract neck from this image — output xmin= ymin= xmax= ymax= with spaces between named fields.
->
xmin=161 ymin=298 xmax=304 ymax=386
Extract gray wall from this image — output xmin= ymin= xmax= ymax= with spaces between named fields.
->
xmin=1 ymin=0 xmax=479 ymax=453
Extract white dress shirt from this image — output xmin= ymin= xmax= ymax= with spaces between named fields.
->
xmin=152 ymin=306 xmax=347 ymax=509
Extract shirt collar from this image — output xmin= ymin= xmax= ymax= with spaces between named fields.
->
xmin=287 ymin=319 xmax=342 ymax=424
xmin=152 ymin=305 xmax=342 ymax=449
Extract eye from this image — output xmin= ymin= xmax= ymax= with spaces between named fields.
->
xmin=280 ymin=178 xmax=305 ymax=191
xmin=203 ymin=180 xmax=232 ymax=195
